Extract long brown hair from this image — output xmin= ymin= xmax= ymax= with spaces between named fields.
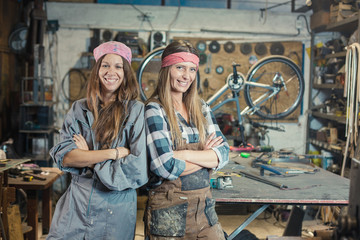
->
xmin=148 ymin=40 xmax=207 ymax=148
xmin=87 ymin=55 xmax=139 ymax=148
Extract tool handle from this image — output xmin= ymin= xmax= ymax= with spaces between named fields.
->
xmin=259 ymin=164 xmax=282 ymax=175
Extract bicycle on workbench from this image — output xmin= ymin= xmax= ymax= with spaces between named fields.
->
xmin=137 ymin=46 xmax=305 ymax=146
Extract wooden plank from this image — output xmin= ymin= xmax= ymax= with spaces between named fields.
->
xmin=7 ymin=205 xmax=23 ymax=240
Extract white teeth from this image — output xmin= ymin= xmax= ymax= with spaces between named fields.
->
xmin=178 ymin=80 xmax=188 ymax=86
xmin=105 ymin=78 xmax=117 ymax=82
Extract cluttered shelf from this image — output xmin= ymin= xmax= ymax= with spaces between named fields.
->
xmin=309 ymin=138 xmax=343 ymax=155
xmin=310 ymin=111 xmax=346 ymax=124
xmin=314 ymin=51 xmax=347 ymax=61
xmin=326 ymin=14 xmax=358 ymax=33
xmin=313 ymin=14 xmax=358 ymax=33
xmin=313 ymin=83 xmax=344 ymax=90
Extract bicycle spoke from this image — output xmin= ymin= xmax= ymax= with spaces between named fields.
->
xmin=244 ymin=56 xmax=304 ymax=119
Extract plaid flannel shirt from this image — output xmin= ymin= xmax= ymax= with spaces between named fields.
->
xmin=145 ymin=99 xmax=229 ymax=188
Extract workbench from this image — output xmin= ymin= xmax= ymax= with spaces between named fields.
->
xmin=211 ymin=152 xmax=349 ymax=239
xmin=0 ymin=159 xmax=31 ymax=240
xmin=8 ymin=167 xmax=63 ymax=240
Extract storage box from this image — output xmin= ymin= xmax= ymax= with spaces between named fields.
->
xmin=310 ymin=11 xmax=330 ymax=31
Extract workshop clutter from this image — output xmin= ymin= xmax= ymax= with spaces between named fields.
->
xmin=310 ymin=0 xmax=358 ymax=30
xmin=330 ymin=2 xmax=358 ymax=23
xmin=313 ymin=41 xmax=346 ymax=86
xmin=314 ymin=127 xmax=338 ymax=145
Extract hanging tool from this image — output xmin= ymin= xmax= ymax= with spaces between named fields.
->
xmin=342 ymin=43 xmax=360 ymax=177
xmin=204 ymin=53 xmax=212 ymax=74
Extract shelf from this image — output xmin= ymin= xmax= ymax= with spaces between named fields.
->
xmin=20 ymin=102 xmax=55 ymax=107
xmin=325 ymin=15 xmax=358 ymax=33
xmin=309 ymin=138 xmax=343 ymax=155
xmin=311 ymin=111 xmax=346 ymax=124
xmin=324 ymin=51 xmax=347 ymax=59
xmin=22 ymin=153 xmax=52 ymax=161
xmin=313 ymin=83 xmax=344 ymax=90
xmin=19 ymin=129 xmax=54 ymax=134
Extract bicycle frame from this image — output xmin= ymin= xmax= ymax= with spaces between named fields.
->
xmin=206 ymin=68 xmax=283 ymax=127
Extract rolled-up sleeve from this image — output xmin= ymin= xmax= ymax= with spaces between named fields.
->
xmin=50 ymin=103 xmax=87 ymax=175
xmin=93 ymin=102 xmax=148 ymax=191
xmin=202 ymin=101 xmax=230 ymax=171
xmin=145 ymin=103 xmax=186 ymax=180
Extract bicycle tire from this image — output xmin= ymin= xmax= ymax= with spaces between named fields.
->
xmin=137 ymin=46 xmax=165 ymax=101
xmin=137 ymin=47 xmax=201 ymax=101
xmin=243 ymin=55 xmax=304 ymax=120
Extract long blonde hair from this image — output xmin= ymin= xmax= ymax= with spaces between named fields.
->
xmin=148 ymin=40 xmax=207 ymax=149
xmin=87 ymin=55 xmax=139 ymax=148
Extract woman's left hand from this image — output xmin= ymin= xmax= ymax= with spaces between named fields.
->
xmin=73 ymin=134 xmax=89 ymax=150
xmin=73 ymin=134 xmax=94 ymax=168
xmin=204 ymin=132 xmax=223 ymax=150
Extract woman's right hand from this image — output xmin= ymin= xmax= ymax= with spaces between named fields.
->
xmin=204 ymin=132 xmax=223 ymax=150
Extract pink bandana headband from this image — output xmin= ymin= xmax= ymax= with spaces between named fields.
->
xmin=161 ymin=52 xmax=199 ymax=70
xmin=93 ymin=41 xmax=132 ymax=64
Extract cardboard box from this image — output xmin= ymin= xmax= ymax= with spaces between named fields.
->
xmin=328 ymin=128 xmax=338 ymax=144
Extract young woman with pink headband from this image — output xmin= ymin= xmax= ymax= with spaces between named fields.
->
xmin=47 ymin=41 xmax=148 ymax=239
xmin=144 ymin=40 xmax=229 ymax=239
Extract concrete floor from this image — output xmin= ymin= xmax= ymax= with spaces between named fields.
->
xmin=134 ymin=208 xmax=332 ymax=240
xmin=133 ymin=198 xmax=332 ymax=240
xmin=134 ymin=207 xmax=285 ymax=240
xmin=39 ymin=198 xmax=333 ymax=240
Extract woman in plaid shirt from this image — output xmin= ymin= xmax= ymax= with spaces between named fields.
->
xmin=144 ymin=40 xmax=229 ymax=239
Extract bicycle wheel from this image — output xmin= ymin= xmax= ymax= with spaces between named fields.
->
xmin=243 ymin=55 xmax=304 ymax=119
xmin=137 ymin=46 xmax=165 ymax=101
xmin=137 ymin=47 xmax=201 ymax=101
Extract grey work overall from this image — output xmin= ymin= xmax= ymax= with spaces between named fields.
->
xmin=144 ymin=167 xmax=225 ymax=240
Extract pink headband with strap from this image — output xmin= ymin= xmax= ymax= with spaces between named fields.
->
xmin=161 ymin=52 xmax=199 ymax=69
xmin=93 ymin=41 xmax=132 ymax=63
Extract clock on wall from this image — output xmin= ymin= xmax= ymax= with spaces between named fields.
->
xmin=8 ymin=24 xmax=28 ymax=54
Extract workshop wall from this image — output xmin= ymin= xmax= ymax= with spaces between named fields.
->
xmin=0 ymin=0 xmax=23 ymax=142
xmin=45 ymin=2 xmax=312 ymax=154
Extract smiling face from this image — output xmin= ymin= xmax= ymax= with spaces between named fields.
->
xmin=169 ymin=62 xmax=197 ymax=98
xmin=98 ymin=53 xmax=124 ymax=102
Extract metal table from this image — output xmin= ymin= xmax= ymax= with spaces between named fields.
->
xmin=211 ymin=152 xmax=349 ymax=239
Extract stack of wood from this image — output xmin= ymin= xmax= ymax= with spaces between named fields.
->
xmin=330 ymin=2 xmax=357 ymax=23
